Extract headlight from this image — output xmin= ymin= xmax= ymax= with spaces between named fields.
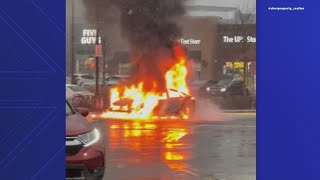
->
xmin=78 ymin=128 xmax=100 ymax=147
xmin=220 ymin=88 xmax=226 ymax=92
xmin=206 ymin=87 xmax=210 ymax=92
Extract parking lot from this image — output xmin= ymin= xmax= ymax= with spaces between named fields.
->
xmin=92 ymin=113 xmax=256 ymax=180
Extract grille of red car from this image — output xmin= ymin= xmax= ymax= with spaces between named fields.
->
xmin=66 ymin=138 xmax=83 ymax=156
xmin=66 ymin=144 xmax=83 ymax=156
xmin=66 ymin=168 xmax=83 ymax=178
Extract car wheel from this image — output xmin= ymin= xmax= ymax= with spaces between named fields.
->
xmin=96 ymin=174 xmax=104 ymax=180
xmin=97 ymin=168 xmax=105 ymax=180
xmin=87 ymin=169 xmax=104 ymax=180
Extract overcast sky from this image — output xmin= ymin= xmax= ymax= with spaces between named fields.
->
xmin=186 ymin=0 xmax=256 ymax=10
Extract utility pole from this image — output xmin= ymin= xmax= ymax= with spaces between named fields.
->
xmin=95 ymin=29 xmax=100 ymax=96
xmin=71 ymin=0 xmax=75 ymax=84
xmin=94 ymin=4 xmax=103 ymax=110
xmin=95 ymin=4 xmax=100 ymax=96
xmin=102 ymin=38 xmax=106 ymax=92
xmin=102 ymin=39 xmax=107 ymax=108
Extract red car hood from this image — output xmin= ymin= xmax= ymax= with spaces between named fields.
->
xmin=66 ymin=113 xmax=93 ymax=137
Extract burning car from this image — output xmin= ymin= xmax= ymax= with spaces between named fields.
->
xmin=100 ymin=44 xmax=196 ymax=121
xmin=103 ymin=88 xmax=195 ymax=120
xmin=153 ymin=89 xmax=195 ymax=119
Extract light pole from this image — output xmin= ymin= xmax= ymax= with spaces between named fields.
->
xmin=95 ymin=29 xmax=100 ymax=96
xmin=70 ymin=0 xmax=75 ymax=84
xmin=94 ymin=4 xmax=104 ymax=110
xmin=95 ymin=3 xmax=100 ymax=96
xmin=102 ymin=38 xmax=106 ymax=92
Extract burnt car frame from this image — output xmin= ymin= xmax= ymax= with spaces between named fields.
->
xmin=107 ymin=89 xmax=195 ymax=120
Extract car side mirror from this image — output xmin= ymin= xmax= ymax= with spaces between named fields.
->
xmin=76 ymin=107 xmax=89 ymax=117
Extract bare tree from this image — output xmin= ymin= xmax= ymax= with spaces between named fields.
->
xmin=233 ymin=0 xmax=256 ymax=108
xmin=235 ymin=0 xmax=256 ymax=25
xmin=229 ymin=1 xmax=256 ymax=86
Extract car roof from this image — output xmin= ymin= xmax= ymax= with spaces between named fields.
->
xmin=73 ymin=73 xmax=92 ymax=76
xmin=109 ymin=75 xmax=129 ymax=78
xmin=82 ymin=80 xmax=105 ymax=84
xmin=231 ymin=78 xmax=243 ymax=82
xmin=66 ymin=84 xmax=78 ymax=86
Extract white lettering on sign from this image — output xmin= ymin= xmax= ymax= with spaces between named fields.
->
xmin=179 ymin=38 xmax=201 ymax=45
xmin=81 ymin=29 xmax=102 ymax=44
xmin=223 ymin=36 xmax=256 ymax=43
xmin=246 ymin=36 xmax=256 ymax=43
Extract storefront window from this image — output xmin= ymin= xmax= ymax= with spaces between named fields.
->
xmin=225 ymin=61 xmax=244 ymax=80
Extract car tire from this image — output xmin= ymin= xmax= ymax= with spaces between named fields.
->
xmin=87 ymin=169 xmax=104 ymax=180
xmin=97 ymin=168 xmax=105 ymax=180
xmin=96 ymin=174 xmax=104 ymax=180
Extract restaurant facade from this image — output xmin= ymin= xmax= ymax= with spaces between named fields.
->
xmin=68 ymin=16 xmax=256 ymax=82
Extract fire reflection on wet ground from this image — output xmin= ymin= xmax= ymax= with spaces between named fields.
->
xmin=106 ymin=120 xmax=193 ymax=177
xmin=97 ymin=113 xmax=256 ymax=180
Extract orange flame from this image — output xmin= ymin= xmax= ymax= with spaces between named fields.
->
xmin=101 ymin=44 xmax=192 ymax=120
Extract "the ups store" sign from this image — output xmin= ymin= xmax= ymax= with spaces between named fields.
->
xmin=218 ymin=24 xmax=256 ymax=48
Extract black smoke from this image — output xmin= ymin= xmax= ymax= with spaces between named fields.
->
xmin=83 ymin=0 xmax=186 ymax=92
xmin=110 ymin=0 xmax=185 ymax=49
xmin=114 ymin=0 xmax=186 ymax=92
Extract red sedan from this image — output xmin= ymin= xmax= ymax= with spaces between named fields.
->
xmin=66 ymin=101 xmax=105 ymax=179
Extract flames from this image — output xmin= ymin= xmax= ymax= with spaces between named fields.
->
xmin=101 ymin=44 xmax=193 ymax=120
xmin=108 ymin=121 xmax=190 ymax=170
xmin=103 ymin=83 xmax=161 ymax=119
xmin=165 ymin=58 xmax=189 ymax=97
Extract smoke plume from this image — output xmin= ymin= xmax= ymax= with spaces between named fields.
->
xmin=113 ymin=0 xmax=186 ymax=92
xmin=110 ymin=0 xmax=185 ymax=48
xmin=83 ymin=0 xmax=186 ymax=93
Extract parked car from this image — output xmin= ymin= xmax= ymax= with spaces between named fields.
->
xmin=188 ymin=80 xmax=219 ymax=97
xmin=66 ymin=84 xmax=94 ymax=97
xmin=80 ymin=81 xmax=105 ymax=93
xmin=80 ymin=75 xmax=128 ymax=92
xmin=208 ymin=79 xmax=250 ymax=97
xmin=105 ymin=75 xmax=130 ymax=86
xmin=108 ymin=89 xmax=195 ymax=119
xmin=198 ymin=80 xmax=219 ymax=97
xmin=66 ymin=84 xmax=94 ymax=107
xmin=66 ymin=100 xmax=105 ymax=179
xmin=189 ymin=80 xmax=208 ymax=95
xmin=71 ymin=74 xmax=95 ymax=85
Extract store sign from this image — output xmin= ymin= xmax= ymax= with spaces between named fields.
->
xmin=179 ymin=38 xmax=201 ymax=45
xmin=81 ymin=29 xmax=102 ymax=44
xmin=222 ymin=36 xmax=256 ymax=43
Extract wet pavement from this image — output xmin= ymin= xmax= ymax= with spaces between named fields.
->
xmin=93 ymin=113 xmax=256 ymax=180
